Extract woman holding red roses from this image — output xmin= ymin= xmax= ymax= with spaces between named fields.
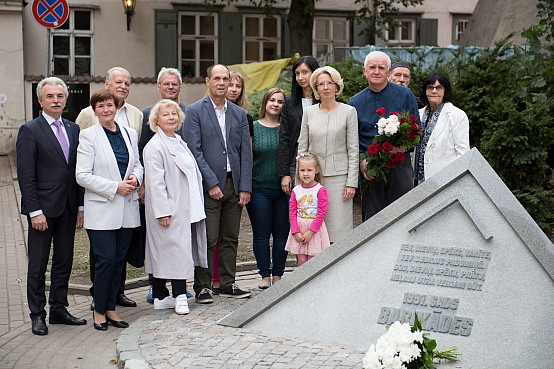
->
xmin=297 ymin=66 xmax=359 ymax=243
xmin=414 ymin=72 xmax=469 ymax=185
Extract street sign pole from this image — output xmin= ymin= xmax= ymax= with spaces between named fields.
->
xmin=32 ymin=0 xmax=69 ymax=77
xmin=46 ymin=28 xmax=50 ymax=76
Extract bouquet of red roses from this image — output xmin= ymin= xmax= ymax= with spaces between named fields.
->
xmin=359 ymin=108 xmax=422 ymax=192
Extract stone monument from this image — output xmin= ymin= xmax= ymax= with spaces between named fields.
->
xmin=219 ymin=148 xmax=554 ymax=369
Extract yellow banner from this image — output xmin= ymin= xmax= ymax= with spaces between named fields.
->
xmin=203 ymin=54 xmax=299 ymax=97
xmin=228 ymin=54 xmax=299 ymax=96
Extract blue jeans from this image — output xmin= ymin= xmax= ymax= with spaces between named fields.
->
xmin=246 ymin=187 xmax=289 ymax=278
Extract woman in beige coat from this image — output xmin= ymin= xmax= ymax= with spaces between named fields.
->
xmin=143 ymin=99 xmax=207 ymax=315
xmin=297 ymin=66 xmax=358 ymax=243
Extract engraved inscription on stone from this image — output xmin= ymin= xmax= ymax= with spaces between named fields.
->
xmin=391 ymin=243 xmax=492 ymax=291
xmin=377 ymin=292 xmax=474 ymax=336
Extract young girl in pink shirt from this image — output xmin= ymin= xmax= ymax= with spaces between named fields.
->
xmin=285 ymin=152 xmax=331 ymax=266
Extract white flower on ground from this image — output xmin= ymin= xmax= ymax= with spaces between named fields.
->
xmin=363 ymin=345 xmax=383 ymax=369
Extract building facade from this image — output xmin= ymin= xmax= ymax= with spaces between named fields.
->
xmin=0 ymin=0 xmax=477 ymax=154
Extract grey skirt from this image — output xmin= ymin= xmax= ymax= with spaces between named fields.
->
xmin=323 ymin=174 xmax=353 ymax=243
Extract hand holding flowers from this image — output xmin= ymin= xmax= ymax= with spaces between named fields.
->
xmin=359 ymin=108 xmax=422 ymax=192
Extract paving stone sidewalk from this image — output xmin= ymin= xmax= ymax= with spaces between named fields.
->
xmin=118 ymin=271 xmax=367 ymax=369
xmin=0 ymin=153 xmax=366 ymax=369
xmin=1 ymin=153 xmax=474 ymax=369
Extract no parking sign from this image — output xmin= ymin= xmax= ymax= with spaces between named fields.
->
xmin=32 ymin=0 xmax=69 ymax=29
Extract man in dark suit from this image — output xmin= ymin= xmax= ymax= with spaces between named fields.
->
xmin=17 ymin=77 xmax=86 ymax=335
xmin=183 ymin=64 xmax=252 ymax=304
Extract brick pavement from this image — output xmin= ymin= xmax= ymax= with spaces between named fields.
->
xmin=0 ymin=153 xmax=473 ymax=369
xmin=0 ymin=151 xmax=471 ymax=369
xmin=0 ymin=152 xmax=372 ymax=369
xmin=118 ymin=271 xmax=368 ymax=369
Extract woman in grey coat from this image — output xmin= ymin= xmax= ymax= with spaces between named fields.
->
xmin=143 ymin=99 xmax=208 ymax=315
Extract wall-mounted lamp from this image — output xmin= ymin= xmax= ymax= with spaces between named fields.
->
xmin=122 ymin=0 xmax=137 ymax=31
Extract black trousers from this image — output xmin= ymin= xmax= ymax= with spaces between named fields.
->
xmin=152 ymin=278 xmax=187 ymax=299
xmin=87 ymin=228 xmax=133 ymax=313
xmin=89 ymin=247 xmax=127 ymax=296
xmin=27 ymin=203 xmax=76 ymax=319
xmin=361 ymin=154 xmax=414 ymax=222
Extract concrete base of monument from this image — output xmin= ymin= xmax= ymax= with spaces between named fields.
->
xmin=219 ymin=148 xmax=554 ymax=369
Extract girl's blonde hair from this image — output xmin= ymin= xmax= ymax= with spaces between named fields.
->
xmin=229 ymin=71 xmax=249 ymax=111
xmin=295 ymin=152 xmax=324 ymax=185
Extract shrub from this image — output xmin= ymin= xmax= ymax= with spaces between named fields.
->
xmin=247 ymin=77 xmax=291 ymax=120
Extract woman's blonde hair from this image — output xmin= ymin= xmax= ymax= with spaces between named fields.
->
xmin=258 ymin=88 xmax=286 ymax=120
xmin=309 ymin=66 xmax=344 ymax=100
xmin=148 ymin=99 xmax=184 ymax=133
xmin=229 ymin=71 xmax=249 ymax=111
xmin=295 ymin=152 xmax=324 ymax=185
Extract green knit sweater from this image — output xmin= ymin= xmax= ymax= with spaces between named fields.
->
xmin=252 ymin=120 xmax=280 ymax=189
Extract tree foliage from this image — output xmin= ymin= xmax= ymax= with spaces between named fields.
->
xmin=352 ymin=0 xmax=423 ymax=44
xmin=537 ymin=0 xmax=554 ymax=42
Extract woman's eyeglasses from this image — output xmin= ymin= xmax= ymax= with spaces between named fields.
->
xmin=426 ymin=85 xmax=444 ymax=92
xmin=316 ymin=82 xmax=337 ymax=88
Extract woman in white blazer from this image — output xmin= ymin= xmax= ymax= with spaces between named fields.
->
xmin=297 ymin=66 xmax=358 ymax=243
xmin=76 ymin=89 xmax=143 ymax=331
xmin=414 ymin=72 xmax=470 ymax=186
xmin=143 ymin=99 xmax=208 ymax=315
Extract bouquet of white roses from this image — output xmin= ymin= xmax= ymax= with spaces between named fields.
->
xmin=363 ymin=315 xmax=460 ymax=369
xmin=376 ymin=113 xmax=401 ymax=136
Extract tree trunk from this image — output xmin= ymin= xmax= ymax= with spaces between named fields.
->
xmin=287 ymin=0 xmax=315 ymax=57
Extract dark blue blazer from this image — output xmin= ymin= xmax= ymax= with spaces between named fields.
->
xmin=16 ymin=114 xmax=83 ymax=217
xmin=183 ymin=96 xmax=252 ymax=195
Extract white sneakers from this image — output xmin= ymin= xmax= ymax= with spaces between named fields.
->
xmin=154 ymin=295 xmax=189 ymax=315
xmin=174 ymin=294 xmax=189 ymax=315
xmin=154 ymin=295 xmax=175 ymax=310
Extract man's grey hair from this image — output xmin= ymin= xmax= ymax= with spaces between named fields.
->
xmin=157 ymin=67 xmax=182 ymax=85
xmin=36 ymin=77 xmax=69 ymax=100
xmin=390 ymin=61 xmax=411 ymax=71
xmin=105 ymin=67 xmax=131 ymax=82
xmin=364 ymin=51 xmax=391 ymax=69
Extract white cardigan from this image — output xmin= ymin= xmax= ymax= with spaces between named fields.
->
xmin=76 ymin=123 xmax=143 ymax=230
xmin=419 ymin=102 xmax=470 ymax=180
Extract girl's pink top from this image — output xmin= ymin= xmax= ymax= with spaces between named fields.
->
xmin=289 ymin=182 xmax=328 ymax=234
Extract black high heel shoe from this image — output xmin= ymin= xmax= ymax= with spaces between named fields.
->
xmin=106 ymin=316 xmax=129 ymax=329
xmin=93 ymin=313 xmax=108 ymax=331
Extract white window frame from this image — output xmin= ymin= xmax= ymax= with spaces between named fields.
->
xmin=456 ymin=19 xmax=469 ymax=42
xmin=178 ymin=12 xmax=218 ymax=78
xmin=242 ymin=14 xmax=281 ymax=63
xmin=312 ymin=16 xmax=350 ymax=63
xmin=50 ymin=9 xmax=94 ymax=76
xmin=385 ymin=18 xmax=416 ymax=45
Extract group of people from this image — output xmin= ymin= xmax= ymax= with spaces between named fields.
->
xmin=16 ymin=50 xmax=469 ymax=336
